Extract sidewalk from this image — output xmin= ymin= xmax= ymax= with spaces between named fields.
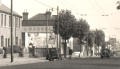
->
xmin=0 ymin=54 xmax=48 ymax=67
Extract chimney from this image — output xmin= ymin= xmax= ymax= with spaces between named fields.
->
xmin=46 ymin=11 xmax=51 ymax=15
xmin=23 ymin=11 xmax=28 ymax=20
xmin=46 ymin=11 xmax=51 ymax=20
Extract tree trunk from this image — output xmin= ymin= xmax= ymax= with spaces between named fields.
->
xmin=86 ymin=45 xmax=89 ymax=56
xmin=64 ymin=39 xmax=67 ymax=58
xmin=90 ymin=47 xmax=93 ymax=56
xmin=79 ymin=43 xmax=82 ymax=58
xmin=98 ymin=46 xmax=99 ymax=56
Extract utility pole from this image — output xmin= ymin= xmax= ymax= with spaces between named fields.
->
xmin=57 ymin=6 xmax=60 ymax=58
xmin=11 ymin=0 xmax=13 ymax=62
xmin=46 ymin=10 xmax=49 ymax=55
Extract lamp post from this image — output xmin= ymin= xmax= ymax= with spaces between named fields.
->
xmin=11 ymin=0 xmax=13 ymax=62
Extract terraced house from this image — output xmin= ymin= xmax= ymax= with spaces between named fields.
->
xmin=0 ymin=1 xmax=22 ymax=50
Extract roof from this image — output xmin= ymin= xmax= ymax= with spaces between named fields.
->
xmin=29 ymin=13 xmax=47 ymax=20
xmin=0 ymin=4 xmax=22 ymax=17
xmin=29 ymin=12 xmax=56 ymax=20
xmin=22 ymin=12 xmax=57 ymax=26
xmin=22 ymin=20 xmax=55 ymax=26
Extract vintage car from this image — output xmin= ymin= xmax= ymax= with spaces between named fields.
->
xmin=100 ymin=48 xmax=112 ymax=58
xmin=46 ymin=48 xmax=59 ymax=61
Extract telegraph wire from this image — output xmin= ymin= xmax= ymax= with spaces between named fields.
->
xmin=32 ymin=0 xmax=113 ymax=17
xmin=94 ymin=0 xmax=108 ymax=16
xmin=32 ymin=0 xmax=56 ymax=9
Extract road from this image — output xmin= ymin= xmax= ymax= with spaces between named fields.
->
xmin=0 ymin=58 xmax=120 ymax=69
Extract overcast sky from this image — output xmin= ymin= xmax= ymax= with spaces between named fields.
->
xmin=1 ymin=0 xmax=120 ymax=41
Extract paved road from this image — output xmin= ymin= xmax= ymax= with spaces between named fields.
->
xmin=0 ymin=58 xmax=120 ymax=69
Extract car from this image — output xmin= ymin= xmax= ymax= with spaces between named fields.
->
xmin=72 ymin=52 xmax=80 ymax=58
xmin=100 ymin=48 xmax=112 ymax=58
xmin=46 ymin=48 xmax=59 ymax=61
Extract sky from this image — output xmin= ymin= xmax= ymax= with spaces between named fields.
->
xmin=1 ymin=0 xmax=120 ymax=41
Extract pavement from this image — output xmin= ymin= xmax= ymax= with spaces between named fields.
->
xmin=0 ymin=53 xmax=98 ymax=67
xmin=0 ymin=53 xmax=120 ymax=68
xmin=1 ymin=57 xmax=120 ymax=69
xmin=0 ymin=53 xmax=48 ymax=67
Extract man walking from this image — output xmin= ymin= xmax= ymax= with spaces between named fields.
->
xmin=69 ymin=48 xmax=73 ymax=59
xmin=3 ymin=47 xmax=7 ymax=58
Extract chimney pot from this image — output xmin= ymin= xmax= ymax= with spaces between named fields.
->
xmin=23 ymin=12 xmax=28 ymax=20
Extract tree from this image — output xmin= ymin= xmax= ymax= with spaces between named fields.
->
xmin=94 ymin=29 xmax=105 ymax=54
xmin=73 ymin=18 xmax=90 ymax=56
xmin=117 ymin=5 xmax=120 ymax=10
xmin=86 ymin=31 xmax=95 ymax=56
xmin=117 ymin=1 xmax=120 ymax=10
xmin=53 ymin=10 xmax=76 ymax=58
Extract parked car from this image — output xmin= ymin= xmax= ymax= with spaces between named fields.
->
xmin=100 ymin=48 xmax=112 ymax=58
xmin=46 ymin=48 xmax=59 ymax=61
xmin=72 ymin=52 xmax=80 ymax=57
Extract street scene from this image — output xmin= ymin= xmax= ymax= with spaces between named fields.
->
xmin=0 ymin=0 xmax=120 ymax=69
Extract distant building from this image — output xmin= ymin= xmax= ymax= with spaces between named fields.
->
xmin=73 ymin=37 xmax=101 ymax=57
xmin=0 ymin=1 xmax=22 ymax=49
xmin=108 ymin=37 xmax=120 ymax=52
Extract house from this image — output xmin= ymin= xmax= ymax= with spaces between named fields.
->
xmin=22 ymin=11 xmax=73 ymax=57
xmin=0 ymin=1 xmax=22 ymax=50
xmin=22 ymin=11 xmax=58 ymax=57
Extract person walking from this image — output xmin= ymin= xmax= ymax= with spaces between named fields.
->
xmin=3 ymin=47 xmax=7 ymax=58
xmin=69 ymin=48 xmax=73 ymax=59
xmin=28 ymin=43 xmax=33 ymax=57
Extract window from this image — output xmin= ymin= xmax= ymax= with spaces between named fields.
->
xmin=1 ymin=14 xmax=3 ymax=26
xmin=15 ymin=17 xmax=18 ymax=27
xmin=19 ymin=18 xmax=21 ymax=28
xmin=4 ymin=15 xmax=6 ymax=27
xmin=8 ymin=38 xmax=10 ymax=47
xmin=16 ymin=37 xmax=18 ymax=46
xmin=9 ymin=16 xmax=11 ymax=27
xmin=41 ymin=27 xmax=43 ymax=30
xmin=1 ymin=36 xmax=4 ymax=47
xmin=5 ymin=38 xmax=7 ymax=47
xmin=19 ymin=39 xmax=21 ymax=46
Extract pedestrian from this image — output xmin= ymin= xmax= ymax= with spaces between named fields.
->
xmin=3 ymin=47 xmax=7 ymax=58
xmin=69 ymin=48 xmax=73 ymax=59
xmin=28 ymin=43 xmax=33 ymax=57
xmin=32 ymin=45 xmax=35 ymax=57
xmin=19 ymin=46 xmax=24 ymax=57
